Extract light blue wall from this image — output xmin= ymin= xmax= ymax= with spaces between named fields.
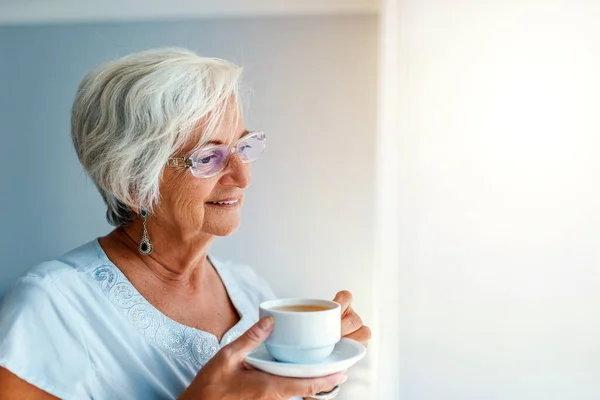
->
xmin=0 ymin=16 xmax=378 ymax=301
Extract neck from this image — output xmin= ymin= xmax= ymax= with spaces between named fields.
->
xmin=105 ymin=220 xmax=215 ymax=293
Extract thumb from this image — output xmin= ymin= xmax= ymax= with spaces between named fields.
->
xmin=225 ymin=316 xmax=274 ymax=361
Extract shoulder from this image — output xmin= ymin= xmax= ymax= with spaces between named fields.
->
xmin=5 ymin=239 xmax=99 ymax=296
xmin=13 ymin=239 xmax=104 ymax=285
xmin=0 ymin=242 xmax=100 ymax=399
xmin=210 ymin=256 xmax=277 ymax=304
xmin=0 ymin=239 xmax=108 ymax=352
xmin=2 ymin=240 xmax=105 ymax=309
xmin=228 ymin=262 xmax=270 ymax=289
xmin=1 ymin=273 xmax=61 ymax=316
xmin=0 ymin=239 xmax=106 ymax=337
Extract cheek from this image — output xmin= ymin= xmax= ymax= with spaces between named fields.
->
xmin=161 ymin=175 xmax=216 ymax=213
xmin=170 ymin=190 xmax=210 ymax=223
xmin=185 ymin=178 xmax=220 ymax=208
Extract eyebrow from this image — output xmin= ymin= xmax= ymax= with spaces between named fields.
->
xmin=203 ymin=130 xmax=250 ymax=146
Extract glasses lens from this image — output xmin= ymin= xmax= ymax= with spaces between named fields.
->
xmin=189 ymin=146 xmax=229 ymax=178
xmin=237 ymin=132 xmax=266 ymax=162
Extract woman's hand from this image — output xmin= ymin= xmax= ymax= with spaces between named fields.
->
xmin=333 ymin=291 xmax=371 ymax=346
xmin=303 ymin=291 xmax=371 ymax=400
xmin=180 ymin=316 xmax=347 ymax=400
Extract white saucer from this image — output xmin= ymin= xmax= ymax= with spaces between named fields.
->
xmin=244 ymin=338 xmax=366 ymax=378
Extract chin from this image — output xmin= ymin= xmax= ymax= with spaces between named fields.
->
xmin=204 ymin=218 xmax=241 ymax=236
xmin=210 ymin=225 xmax=240 ymax=236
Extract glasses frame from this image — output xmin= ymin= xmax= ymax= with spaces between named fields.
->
xmin=166 ymin=130 xmax=266 ymax=178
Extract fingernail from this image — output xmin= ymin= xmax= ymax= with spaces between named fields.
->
xmin=258 ymin=316 xmax=273 ymax=331
xmin=340 ymin=374 xmax=348 ymax=384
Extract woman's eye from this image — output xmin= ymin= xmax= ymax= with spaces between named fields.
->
xmin=199 ymin=154 xmax=217 ymax=164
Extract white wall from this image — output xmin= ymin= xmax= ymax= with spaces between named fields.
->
xmin=0 ymin=0 xmax=379 ymax=25
xmin=385 ymin=1 xmax=600 ymax=399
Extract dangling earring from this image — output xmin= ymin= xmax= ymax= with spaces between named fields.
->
xmin=138 ymin=209 xmax=153 ymax=255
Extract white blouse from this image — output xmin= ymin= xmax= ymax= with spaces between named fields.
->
xmin=0 ymin=239 xmax=284 ymax=399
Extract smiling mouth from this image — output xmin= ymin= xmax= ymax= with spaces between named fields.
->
xmin=206 ymin=199 xmax=240 ymax=207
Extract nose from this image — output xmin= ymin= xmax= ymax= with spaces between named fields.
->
xmin=220 ymin=152 xmax=251 ymax=189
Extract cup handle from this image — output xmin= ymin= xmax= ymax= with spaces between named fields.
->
xmin=311 ymin=385 xmax=341 ymax=400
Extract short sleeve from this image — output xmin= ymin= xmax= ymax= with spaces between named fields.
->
xmin=0 ymin=277 xmax=93 ymax=399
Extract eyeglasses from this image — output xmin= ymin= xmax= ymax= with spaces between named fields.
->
xmin=166 ymin=131 xmax=266 ymax=178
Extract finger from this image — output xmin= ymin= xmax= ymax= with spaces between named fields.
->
xmin=222 ymin=316 xmax=274 ymax=361
xmin=278 ymin=372 xmax=348 ymax=398
xmin=343 ymin=325 xmax=371 ymax=345
xmin=341 ymin=308 xmax=363 ymax=336
xmin=332 ymin=290 xmax=353 ymax=316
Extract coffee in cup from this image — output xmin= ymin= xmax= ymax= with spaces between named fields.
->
xmin=259 ymin=298 xmax=341 ymax=364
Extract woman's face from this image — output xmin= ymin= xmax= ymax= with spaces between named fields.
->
xmin=155 ymin=108 xmax=252 ymax=239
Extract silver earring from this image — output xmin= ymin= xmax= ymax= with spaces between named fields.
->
xmin=138 ymin=209 xmax=153 ymax=255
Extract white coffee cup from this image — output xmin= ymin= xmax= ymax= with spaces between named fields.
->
xmin=259 ymin=298 xmax=341 ymax=364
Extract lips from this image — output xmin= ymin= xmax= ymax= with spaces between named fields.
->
xmin=206 ymin=198 xmax=240 ymax=206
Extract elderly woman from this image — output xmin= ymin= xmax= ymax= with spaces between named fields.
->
xmin=0 ymin=48 xmax=370 ymax=399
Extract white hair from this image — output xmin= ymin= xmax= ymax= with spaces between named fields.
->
xmin=71 ymin=47 xmax=242 ymax=227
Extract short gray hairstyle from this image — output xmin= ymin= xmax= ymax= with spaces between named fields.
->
xmin=71 ymin=48 xmax=242 ymax=227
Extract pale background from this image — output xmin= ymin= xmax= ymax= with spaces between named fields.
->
xmin=376 ymin=0 xmax=600 ymax=399
xmin=0 ymin=4 xmax=378 ymax=399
